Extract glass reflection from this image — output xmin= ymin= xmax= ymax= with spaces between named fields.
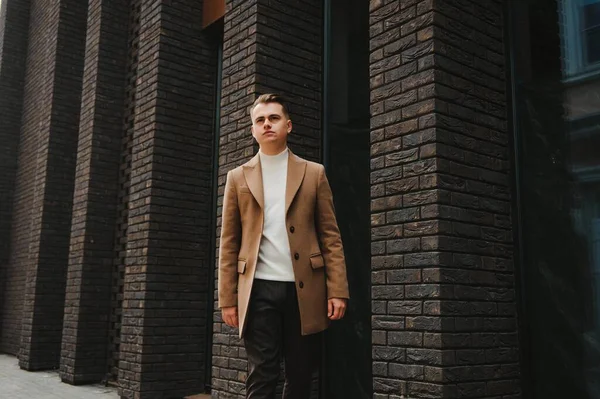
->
xmin=511 ymin=0 xmax=600 ymax=397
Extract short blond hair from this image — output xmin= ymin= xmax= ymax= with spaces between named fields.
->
xmin=250 ymin=93 xmax=290 ymax=119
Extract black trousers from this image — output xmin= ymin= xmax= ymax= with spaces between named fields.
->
xmin=244 ymin=279 xmax=321 ymax=399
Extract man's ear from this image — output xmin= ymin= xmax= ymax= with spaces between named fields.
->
xmin=287 ymin=119 xmax=292 ymax=133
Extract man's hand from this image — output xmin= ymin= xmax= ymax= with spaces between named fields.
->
xmin=222 ymin=306 xmax=239 ymax=328
xmin=328 ymin=298 xmax=347 ymax=320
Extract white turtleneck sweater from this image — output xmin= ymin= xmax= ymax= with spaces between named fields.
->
xmin=254 ymin=147 xmax=295 ymax=282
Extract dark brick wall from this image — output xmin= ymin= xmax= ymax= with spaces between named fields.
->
xmin=59 ymin=0 xmax=130 ymax=385
xmin=430 ymin=2 xmax=520 ymax=396
xmin=0 ymin=0 xmax=31 ymax=353
xmin=17 ymin=0 xmax=88 ymax=371
xmin=369 ymin=0 xmax=520 ymax=398
xmin=116 ymin=0 xmax=218 ymax=397
xmin=1 ymin=0 xmax=59 ymax=357
xmin=211 ymin=0 xmax=323 ymax=397
xmin=106 ymin=0 xmax=142 ymax=383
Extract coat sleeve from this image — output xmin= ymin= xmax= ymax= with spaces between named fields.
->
xmin=315 ymin=165 xmax=350 ymax=299
xmin=218 ymin=170 xmax=242 ymax=308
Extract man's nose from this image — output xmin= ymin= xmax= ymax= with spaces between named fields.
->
xmin=264 ymin=119 xmax=271 ymax=129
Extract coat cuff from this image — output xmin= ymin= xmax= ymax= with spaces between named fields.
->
xmin=327 ymin=289 xmax=350 ymax=300
xmin=218 ymin=294 xmax=237 ymax=308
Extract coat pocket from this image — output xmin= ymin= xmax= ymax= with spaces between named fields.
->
xmin=237 ymin=260 xmax=247 ymax=274
xmin=309 ymin=254 xmax=325 ymax=270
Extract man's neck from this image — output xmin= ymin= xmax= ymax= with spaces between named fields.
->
xmin=259 ymin=144 xmax=288 ymax=156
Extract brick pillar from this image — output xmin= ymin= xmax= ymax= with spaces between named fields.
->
xmin=116 ymin=1 xmax=218 ymax=397
xmin=59 ymin=0 xmax=130 ymax=384
xmin=17 ymin=0 xmax=88 ymax=370
xmin=211 ymin=0 xmax=323 ymax=397
xmin=0 ymin=0 xmax=31 ymax=354
xmin=369 ymin=0 xmax=520 ymax=398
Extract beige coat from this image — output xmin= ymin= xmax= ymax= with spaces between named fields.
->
xmin=218 ymin=150 xmax=349 ymax=338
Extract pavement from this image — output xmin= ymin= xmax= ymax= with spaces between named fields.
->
xmin=0 ymin=354 xmax=210 ymax=399
xmin=0 ymin=354 xmax=118 ymax=399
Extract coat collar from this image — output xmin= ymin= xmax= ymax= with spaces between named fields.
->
xmin=242 ymin=148 xmax=307 ymax=214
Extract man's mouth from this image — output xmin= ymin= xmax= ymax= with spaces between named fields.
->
xmin=264 ymin=131 xmax=275 ymax=135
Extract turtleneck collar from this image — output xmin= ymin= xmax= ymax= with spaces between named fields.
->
xmin=259 ymin=147 xmax=288 ymax=164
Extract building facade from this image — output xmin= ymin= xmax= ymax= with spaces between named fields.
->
xmin=0 ymin=0 xmax=598 ymax=398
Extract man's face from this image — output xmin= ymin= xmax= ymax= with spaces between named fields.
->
xmin=251 ymin=102 xmax=291 ymax=150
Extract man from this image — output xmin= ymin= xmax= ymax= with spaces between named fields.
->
xmin=218 ymin=93 xmax=349 ymax=399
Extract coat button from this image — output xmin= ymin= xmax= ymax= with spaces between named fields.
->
xmin=294 ymin=253 xmax=299 ymax=260
xmin=290 ymin=226 xmax=295 ymax=233
xmin=299 ymin=281 xmax=304 ymax=289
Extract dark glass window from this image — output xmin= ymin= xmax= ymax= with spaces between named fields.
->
xmin=322 ymin=0 xmax=371 ymax=398
xmin=559 ymin=0 xmax=600 ymax=76
xmin=509 ymin=1 xmax=600 ymax=398
xmin=583 ymin=1 xmax=600 ymax=63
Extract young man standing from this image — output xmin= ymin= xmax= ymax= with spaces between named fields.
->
xmin=218 ymin=93 xmax=349 ymax=399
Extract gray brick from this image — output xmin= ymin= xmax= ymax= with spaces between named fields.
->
xmin=388 ymin=363 xmax=424 ymax=379
xmin=388 ymin=331 xmax=423 ymax=347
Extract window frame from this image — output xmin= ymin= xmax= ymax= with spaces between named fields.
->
xmin=560 ymin=0 xmax=600 ymax=80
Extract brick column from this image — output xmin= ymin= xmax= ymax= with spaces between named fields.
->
xmin=116 ymin=1 xmax=218 ymax=397
xmin=59 ymin=0 xmax=130 ymax=385
xmin=211 ymin=0 xmax=323 ymax=397
xmin=369 ymin=0 xmax=520 ymax=398
xmin=0 ymin=0 xmax=31 ymax=354
xmin=17 ymin=0 xmax=88 ymax=371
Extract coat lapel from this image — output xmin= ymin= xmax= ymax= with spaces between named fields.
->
xmin=242 ymin=150 xmax=306 ymax=213
xmin=242 ymin=153 xmax=264 ymax=209
xmin=285 ymin=151 xmax=307 ymax=215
